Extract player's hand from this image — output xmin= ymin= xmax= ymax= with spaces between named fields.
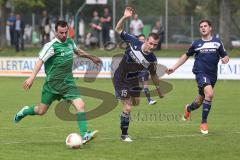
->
xmin=166 ymin=68 xmax=175 ymax=75
xmin=124 ymin=7 xmax=134 ymax=18
xmin=92 ymin=56 xmax=102 ymax=66
xmin=221 ymin=56 xmax=229 ymax=64
xmin=23 ymin=77 xmax=34 ymax=90
xmin=156 ymin=87 xmax=165 ymax=98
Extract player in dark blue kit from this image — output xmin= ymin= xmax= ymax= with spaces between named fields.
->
xmin=114 ymin=7 xmax=164 ymax=142
xmin=167 ymin=19 xmax=229 ymax=134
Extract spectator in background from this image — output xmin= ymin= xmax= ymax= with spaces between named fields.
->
xmin=14 ymin=13 xmax=25 ymax=52
xmin=68 ymin=16 xmax=75 ymax=39
xmin=152 ymin=20 xmax=164 ymax=50
xmin=6 ymin=12 xmax=16 ymax=46
xmin=78 ymin=17 xmax=85 ymax=44
xmin=40 ymin=10 xmax=50 ymax=45
xmin=86 ymin=10 xmax=102 ymax=48
xmin=24 ymin=24 xmax=32 ymax=43
xmin=100 ymin=7 xmax=112 ymax=44
xmin=129 ymin=14 xmax=143 ymax=37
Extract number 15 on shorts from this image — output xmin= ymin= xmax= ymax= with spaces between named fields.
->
xmin=121 ymin=89 xmax=128 ymax=97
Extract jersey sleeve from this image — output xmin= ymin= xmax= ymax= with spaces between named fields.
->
xmin=186 ymin=41 xmax=195 ymax=57
xmin=70 ymin=38 xmax=79 ymax=51
xmin=120 ymin=30 xmax=138 ymax=43
xmin=218 ymin=40 xmax=228 ymax=58
xmin=38 ymin=43 xmax=55 ymax=62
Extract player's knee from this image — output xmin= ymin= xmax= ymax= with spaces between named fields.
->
xmin=205 ymin=92 xmax=214 ymax=100
xmin=125 ymin=108 xmax=131 ymax=113
xmin=38 ymin=108 xmax=47 ymax=115
xmin=75 ymin=101 xmax=85 ymax=112
xmin=123 ymin=105 xmax=132 ymax=113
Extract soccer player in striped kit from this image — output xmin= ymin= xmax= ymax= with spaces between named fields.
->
xmin=114 ymin=7 xmax=164 ymax=142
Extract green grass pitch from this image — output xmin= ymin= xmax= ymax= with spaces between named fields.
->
xmin=0 ymin=77 xmax=239 ymax=160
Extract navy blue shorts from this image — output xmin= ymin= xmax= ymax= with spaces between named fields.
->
xmin=138 ymin=71 xmax=149 ymax=82
xmin=114 ymin=84 xmax=141 ymax=100
xmin=196 ymin=74 xmax=217 ymax=96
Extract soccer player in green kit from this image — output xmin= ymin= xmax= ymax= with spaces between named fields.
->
xmin=14 ymin=20 xmax=101 ymax=144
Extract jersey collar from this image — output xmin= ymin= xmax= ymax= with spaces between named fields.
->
xmin=201 ymin=36 xmax=213 ymax=42
xmin=54 ymin=37 xmax=68 ymax=43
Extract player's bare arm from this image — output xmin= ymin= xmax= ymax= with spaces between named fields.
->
xmin=166 ymin=53 xmax=189 ymax=74
xmin=151 ymin=74 xmax=164 ymax=98
xmin=221 ymin=55 xmax=230 ymax=64
xmin=75 ymin=49 xmax=102 ymax=65
xmin=115 ymin=7 xmax=134 ymax=34
xmin=23 ymin=59 xmax=44 ymax=90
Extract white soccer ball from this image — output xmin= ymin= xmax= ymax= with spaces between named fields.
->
xmin=65 ymin=133 xmax=83 ymax=149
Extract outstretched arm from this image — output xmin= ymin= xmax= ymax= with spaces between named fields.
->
xmin=23 ymin=59 xmax=44 ymax=90
xmin=151 ymin=74 xmax=164 ymax=98
xmin=75 ymin=49 xmax=102 ymax=65
xmin=166 ymin=53 xmax=189 ymax=74
xmin=115 ymin=7 xmax=134 ymax=34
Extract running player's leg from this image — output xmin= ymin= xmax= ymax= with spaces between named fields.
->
xmin=120 ymin=98 xmax=133 ymax=142
xmin=196 ymin=74 xmax=215 ymax=134
xmin=14 ymin=88 xmax=56 ymax=123
xmin=202 ymin=85 xmax=214 ymax=123
xmin=71 ymin=98 xmax=98 ymax=144
xmin=199 ymin=84 xmax=213 ymax=134
xmin=64 ymin=84 xmax=97 ymax=144
xmin=120 ymin=85 xmax=141 ymax=142
xmin=71 ymin=98 xmax=87 ymax=137
xmin=14 ymin=103 xmax=50 ymax=123
xmin=183 ymin=95 xmax=204 ymax=121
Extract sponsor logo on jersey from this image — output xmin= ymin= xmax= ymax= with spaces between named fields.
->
xmin=200 ymin=48 xmax=216 ymax=53
xmin=129 ymin=44 xmax=150 ymax=68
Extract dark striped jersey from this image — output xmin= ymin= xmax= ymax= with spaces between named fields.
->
xmin=113 ymin=31 xmax=157 ymax=86
xmin=186 ymin=36 xmax=227 ymax=76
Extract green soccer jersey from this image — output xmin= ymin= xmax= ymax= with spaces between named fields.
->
xmin=39 ymin=37 xmax=78 ymax=94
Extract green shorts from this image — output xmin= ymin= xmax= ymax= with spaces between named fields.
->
xmin=41 ymin=81 xmax=81 ymax=105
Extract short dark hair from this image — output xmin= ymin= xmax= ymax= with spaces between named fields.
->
xmin=55 ymin=20 xmax=68 ymax=31
xmin=199 ymin=19 xmax=212 ymax=27
xmin=137 ymin=34 xmax=145 ymax=38
xmin=148 ymin=32 xmax=160 ymax=40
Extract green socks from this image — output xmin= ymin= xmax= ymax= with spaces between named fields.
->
xmin=23 ymin=105 xmax=36 ymax=116
xmin=77 ymin=112 xmax=87 ymax=137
